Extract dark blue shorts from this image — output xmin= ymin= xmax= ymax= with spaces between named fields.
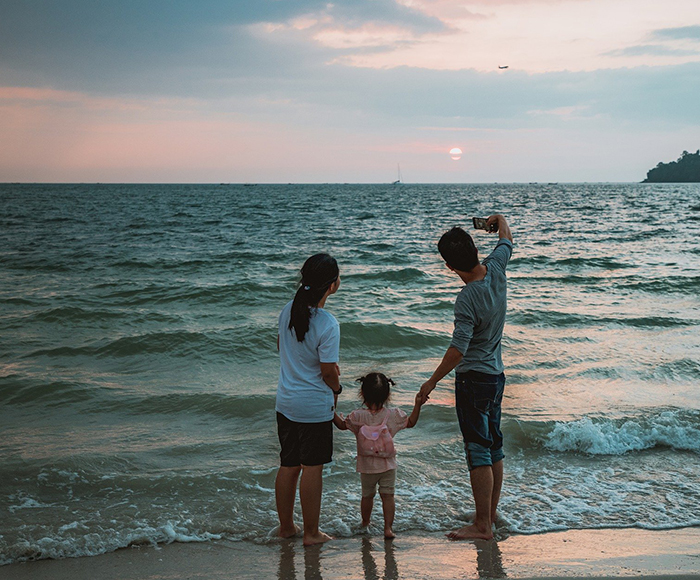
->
xmin=455 ymin=370 xmax=506 ymax=471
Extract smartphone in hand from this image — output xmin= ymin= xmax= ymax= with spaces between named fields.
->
xmin=472 ymin=217 xmax=497 ymax=232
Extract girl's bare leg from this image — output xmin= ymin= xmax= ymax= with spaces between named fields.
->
xmin=380 ymin=493 xmax=396 ymax=539
xmin=361 ymin=495 xmax=374 ymax=527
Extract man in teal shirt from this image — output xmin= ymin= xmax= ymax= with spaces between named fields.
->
xmin=419 ymin=214 xmax=513 ymax=540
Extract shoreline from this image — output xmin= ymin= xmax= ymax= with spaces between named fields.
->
xmin=2 ymin=527 xmax=699 ymax=580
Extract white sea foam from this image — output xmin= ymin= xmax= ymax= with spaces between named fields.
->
xmin=8 ymin=497 xmax=51 ymax=513
xmin=544 ymin=410 xmax=700 ymax=455
xmin=0 ymin=520 xmax=224 ymax=566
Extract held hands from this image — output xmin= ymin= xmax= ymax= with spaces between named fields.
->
xmin=417 ymin=380 xmax=436 ymax=405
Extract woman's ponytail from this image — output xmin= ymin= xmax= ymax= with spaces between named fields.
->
xmin=289 ymin=253 xmax=339 ymax=342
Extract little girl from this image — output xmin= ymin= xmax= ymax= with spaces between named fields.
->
xmin=333 ymin=372 xmax=423 ymax=539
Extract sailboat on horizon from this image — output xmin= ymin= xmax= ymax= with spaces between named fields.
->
xmin=392 ymin=164 xmax=402 ymax=185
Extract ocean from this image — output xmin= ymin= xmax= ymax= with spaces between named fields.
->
xmin=1 ymin=183 xmax=699 ymax=565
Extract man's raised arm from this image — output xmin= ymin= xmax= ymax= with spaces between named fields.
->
xmin=486 ymin=214 xmax=513 ymax=243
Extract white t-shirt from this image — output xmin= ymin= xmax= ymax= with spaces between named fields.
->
xmin=276 ymin=300 xmax=340 ymax=423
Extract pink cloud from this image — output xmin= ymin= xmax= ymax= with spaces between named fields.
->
xmin=0 ymin=87 xmax=84 ymax=101
xmin=0 ymin=85 xmax=413 ymax=182
xmin=0 ymin=86 xmax=154 ymax=112
xmin=261 ymin=0 xmax=700 ymax=74
xmin=313 ymin=22 xmax=420 ymax=49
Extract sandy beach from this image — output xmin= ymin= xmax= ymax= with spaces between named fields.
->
xmin=2 ymin=527 xmax=699 ymax=580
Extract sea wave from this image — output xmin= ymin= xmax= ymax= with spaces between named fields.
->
xmin=100 ymin=281 xmax=286 ymax=306
xmin=343 ymin=268 xmax=431 ymax=283
xmin=32 ymin=306 xmax=119 ymax=323
xmin=0 ymin=521 xmax=223 ymax=566
xmin=613 ymin=276 xmax=700 ymax=295
xmin=509 ymin=309 xmax=691 ymax=329
xmin=510 ymin=256 xmax=635 ymax=270
xmin=510 ymin=410 xmax=700 ymax=455
xmin=26 ymin=328 xmax=276 ymax=360
xmin=101 ymin=393 xmax=275 ymax=418
xmin=0 ymin=376 xmax=97 ymax=407
xmin=340 ymin=321 xmax=446 ymax=352
xmin=509 ymin=274 xmax=700 ymax=295
xmin=0 ymin=375 xmax=277 ymax=416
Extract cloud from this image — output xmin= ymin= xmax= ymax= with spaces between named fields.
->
xmin=0 ymin=0 xmax=447 ymax=98
xmin=245 ymin=3 xmax=447 ymax=57
xmin=307 ymin=1 xmax=700 ymax=74
xmin=3 ymin=59 xmax=700 ymax=182
xmin=0 ymin=86 xmax=155 ymax=111
xmin=604 ymin=44 xmax=700 ymax=57
xmin=2 ymin=0 xmax=700 ymax=182
xmin=299 ymin=1 xmax=445 ymax=33
xmin=652 ymin=25 xmax=700 ymax=41
xmin=526 ymin=105 xmax=596 ymax=120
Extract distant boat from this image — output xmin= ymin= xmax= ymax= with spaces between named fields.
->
xmin=498 ymin=65 xmax=509 ymax=69
xmin=392 ymin=164 xmax=402 ymax=185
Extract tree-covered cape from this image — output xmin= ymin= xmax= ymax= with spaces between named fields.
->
xmin=643 ymin=150 xmax=700 ymax=183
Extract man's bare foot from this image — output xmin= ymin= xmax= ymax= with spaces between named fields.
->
xmin=361 ymin=519 xmax=370 ymax=528
xmin=384 ymin=528 xmax=395 ymax=540
xmin=278 ymin=523 xmax=301 ymax=539
xmin=446 ymin=524 xmax=493 ymax=541
xmin=303 ymin=531 xmax=334 ymax=546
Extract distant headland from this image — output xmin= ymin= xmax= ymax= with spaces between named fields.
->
xmin=643 ymin=150 xmax=700 ymax=183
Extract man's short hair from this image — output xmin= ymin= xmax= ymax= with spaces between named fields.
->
xmin=438 ymin=227 xmax=479 ymax=272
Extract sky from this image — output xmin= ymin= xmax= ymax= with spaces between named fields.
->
xmin=1 ymin=0 xmax=699 ymax=183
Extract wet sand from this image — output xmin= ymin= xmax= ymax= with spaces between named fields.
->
xmin=1 ymin=527 xmax=699 ymax=580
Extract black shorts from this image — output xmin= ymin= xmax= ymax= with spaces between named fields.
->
xmin=277 ymin=412 xmax=333 ymax=467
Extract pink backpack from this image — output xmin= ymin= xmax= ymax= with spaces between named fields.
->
xmin=357 ymin=410 xmax=396 ymax=458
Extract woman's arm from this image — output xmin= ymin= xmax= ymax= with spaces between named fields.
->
xmin=333 ymin=413 xmax=348 ymax=430
xmin=320 ymin=362 xmax=341 ymax=393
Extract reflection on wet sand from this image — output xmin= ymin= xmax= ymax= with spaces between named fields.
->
xmin=224 ymin=527 xmax=700 ymax=580
xmin=474 ymin=539 xmax=506 ymax=578
xmin=304 ymin=544 xmax=323 ymax=580
xmin=277 ymin=540 xmax=296 ymax=580
xmin=276 ymin=537 xmax=406 ymax=580
xmin=276 ymin=540 xmax=324 ymax=580
xmin=276 ymin=535 xmax=508 ymax=579
xmin=361 ymin=537 xmax=398 ymax=580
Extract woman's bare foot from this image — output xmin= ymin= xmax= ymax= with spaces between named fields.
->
xmin=446 ymin=523 xmax=493 ymax=541
xmin=278 ymin=523 xmax=301 ymax=539
xmin=303 ymin=531 xmax=334 ymax=546
xmin=384 ymin=528 xmax=395 ymax=540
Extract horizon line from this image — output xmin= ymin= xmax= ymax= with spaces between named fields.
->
xmin=0 ymin=181 xmax=658 ymax=186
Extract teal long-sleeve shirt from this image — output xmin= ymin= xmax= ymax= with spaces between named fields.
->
xmin=450 ymin=238 xmax=513 ymax=375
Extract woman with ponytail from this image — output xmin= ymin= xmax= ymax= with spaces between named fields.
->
xmin=275 ymin=253 xmax=341 ymax=546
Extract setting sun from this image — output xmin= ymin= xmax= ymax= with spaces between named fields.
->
xmin=449 ymin=147 xmax=462 ymax=161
